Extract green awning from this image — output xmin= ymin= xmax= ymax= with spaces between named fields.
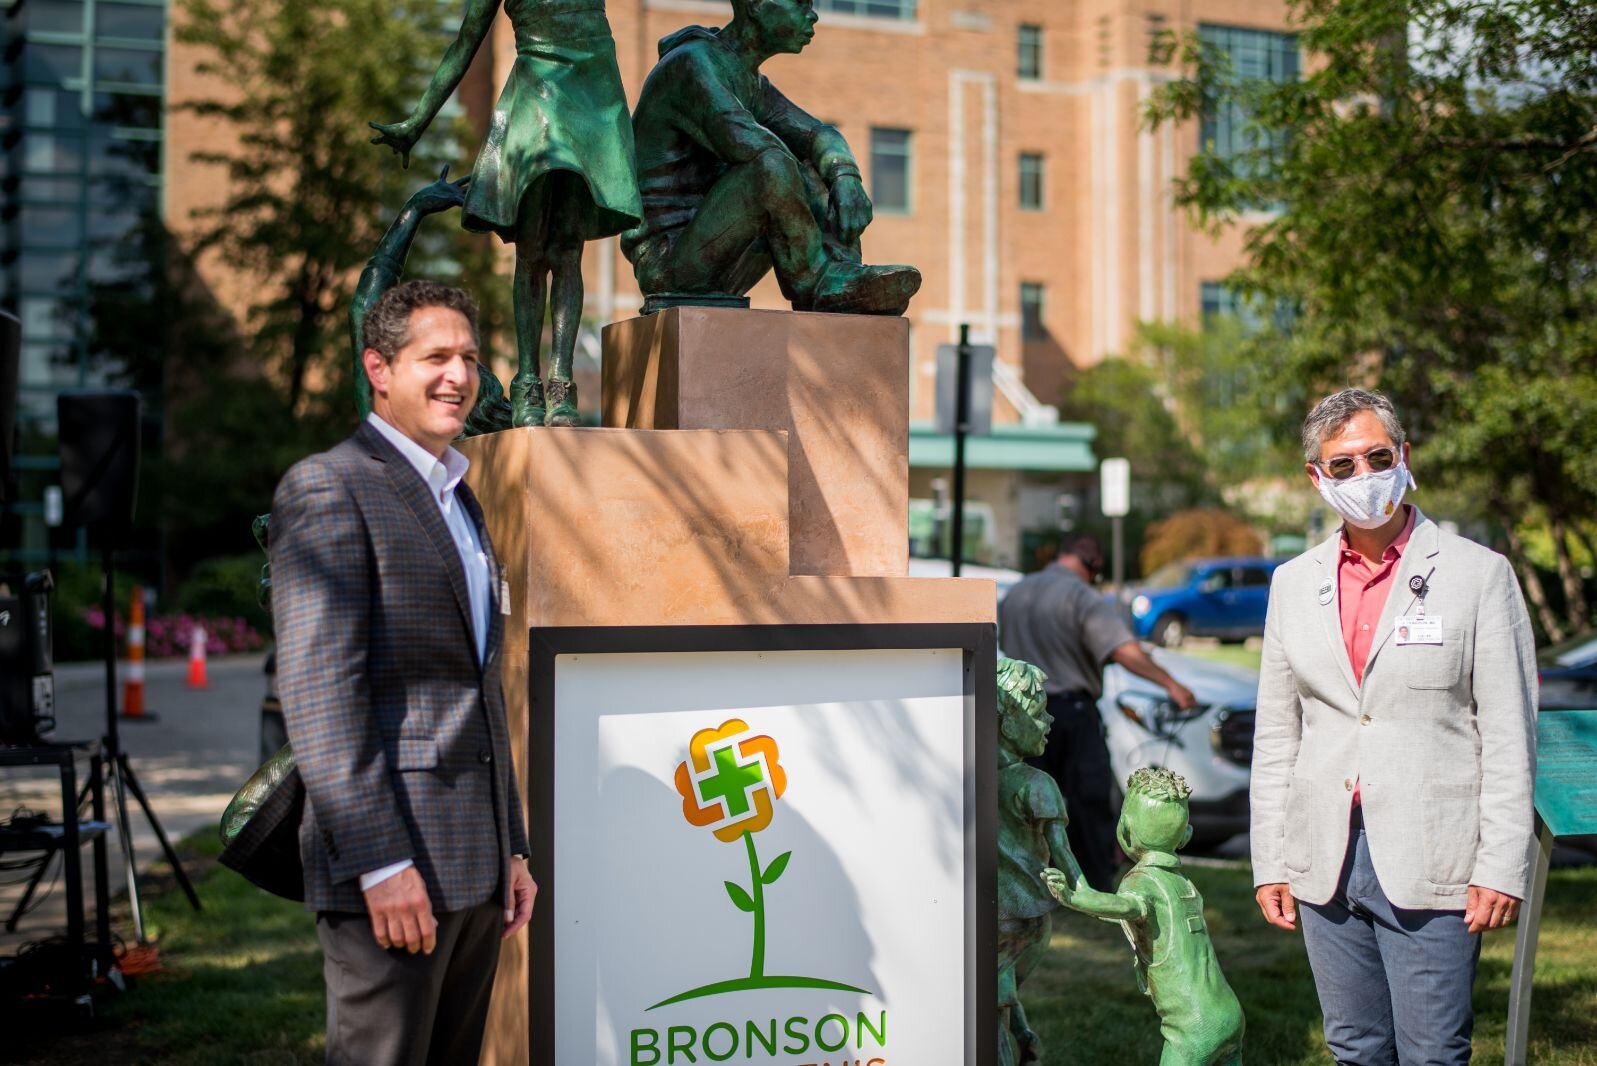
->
xmin=908 ymin=422 xmax=1097 ymax=472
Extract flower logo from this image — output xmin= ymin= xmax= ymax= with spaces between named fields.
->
xmin=673 ymin=718 xmax=788 ymax=842
xmin=651 ymin=719 xmax=869 ymax=1010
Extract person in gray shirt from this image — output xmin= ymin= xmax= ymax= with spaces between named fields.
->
xmin=999 ymin=534 xmax=1196 ymax=889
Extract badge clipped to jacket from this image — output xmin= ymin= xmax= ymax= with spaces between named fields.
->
xmin=1395 ymin=573 xmax=1442 ymax=645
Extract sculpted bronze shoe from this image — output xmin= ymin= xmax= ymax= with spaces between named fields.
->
xmin=544 ymin=377 xmax=579 ymax=427
xmin=806 ymin=260 xmax=922 ymax=316
xmin=510 ymin=372 xmax=546 ymax=428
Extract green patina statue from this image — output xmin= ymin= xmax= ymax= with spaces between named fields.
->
xmin=371 ymin=0 xmax=643 ymax=427
xmin=349 ymin=167 xmax=512 ymax=436
xmin=623 ymin=0 xmax=921 ymax=315
xmin=996 ymin=657 xmax=1082 ymax=1066
xmin=1044 ymin=768 xmax=1246 ymax=1066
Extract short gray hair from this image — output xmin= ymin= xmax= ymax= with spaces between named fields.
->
xmin=1301 ymin=388 xmax=1406 ymax=462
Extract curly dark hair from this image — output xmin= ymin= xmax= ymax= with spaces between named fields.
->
xmin=363 ymin=279 xmax=479 ymax=361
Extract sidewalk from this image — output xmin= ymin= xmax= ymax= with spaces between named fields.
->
xmin=0 ymin=654 xmax=266 ymax=956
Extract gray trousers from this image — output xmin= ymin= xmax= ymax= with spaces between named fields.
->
xmin=1300 ymin=811 xmax=1481 ymax=1066
xmin=317 ymin=899 xmax=502 ymax=1066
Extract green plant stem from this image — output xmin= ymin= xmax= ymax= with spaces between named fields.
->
xmin=744 ymin=831 xmax=765 ymax=980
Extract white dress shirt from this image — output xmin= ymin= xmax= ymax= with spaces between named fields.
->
xmin=359 ymin=413 xmax=492 ymax=891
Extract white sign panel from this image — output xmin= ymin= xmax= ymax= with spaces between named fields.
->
xmin=531 ymin=631 xmax=992 ymax=1066
xmin=1100 ymin=457 xmax=1131 ymax=518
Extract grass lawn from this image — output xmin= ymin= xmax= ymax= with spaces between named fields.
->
xmin=1180 ymin=642 xmax=1265 ymax=674
xmin=11 ymin=835 xmax=1596 ymax=1064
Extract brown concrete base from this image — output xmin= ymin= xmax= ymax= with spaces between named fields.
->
xmin=458 ymin=426 xmax=994 ymax=1066
xmin=601 ymin=307 xmax=910 ymax=579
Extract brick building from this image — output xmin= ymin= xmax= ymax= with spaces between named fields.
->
xmin=4 ymin=0 xmax=1297 ymax=570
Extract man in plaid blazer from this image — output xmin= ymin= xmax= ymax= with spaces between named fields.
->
xmin=271 ymin=279 xmax=534 ymax=1066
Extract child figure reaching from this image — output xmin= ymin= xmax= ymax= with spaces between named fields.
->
xmin=1043 ymin=768 xmax=1245 ymax=1066
xmin=372 ymin=0 xmax=642 ymax=427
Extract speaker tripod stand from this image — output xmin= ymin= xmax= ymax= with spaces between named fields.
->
xmin=93 ymin=543 xmax=200 ymax=945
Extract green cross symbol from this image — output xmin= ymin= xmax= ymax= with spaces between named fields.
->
xmin=697 ymin=743 xmax=765 ymax=819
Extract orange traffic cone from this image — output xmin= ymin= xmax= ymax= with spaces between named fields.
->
xmin=121 ymin=585 xmax=147 ymax=718
xmin=186 ymin=625 xmax=209 ymax=689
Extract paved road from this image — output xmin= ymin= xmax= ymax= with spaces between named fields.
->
xmin=0 ymin=654 xmax=265 ymax=955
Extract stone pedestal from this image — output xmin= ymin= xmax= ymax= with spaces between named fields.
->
xmin=462 ymin=309 xmax=993 ymax=1066
xmin=601 ymin=307 xmax=910 ymax=579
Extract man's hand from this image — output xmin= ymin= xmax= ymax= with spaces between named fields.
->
xmin=364 ymin=866 xmax=437 ymax=954
xmin=1464 ymin=885 xmax=1520 ymax=934
xmin=1256 ymin=883 xmax=1298 ymax=930
xmin=1165 ymin=681 xmax=1198 ymax=712
xmin=502 ymin=858 xmax=537 ymax=940
xmin=827 ymin=175 xmax=872 ymax=244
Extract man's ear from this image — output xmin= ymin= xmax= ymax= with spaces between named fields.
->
xmin=362 ymin=347 xmax=389 ymax=398
xmin=1304 ymin=461 xmax=1322 ymax=488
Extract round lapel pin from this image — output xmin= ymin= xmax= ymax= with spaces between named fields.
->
xmin=1408 ymin=575 xmax=1427 ymax=595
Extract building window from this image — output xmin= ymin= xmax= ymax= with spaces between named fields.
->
xmin=1202 ymin=281 xmax=1293 ymax=335
xmin=1018 ymin=24 xmax=1043 ymax=81
xmin=1021 ymin=283 xmax=1046 ymax=340
xmin=1018 ymin=152 xmax=1044 ymax=210
xmin=817 ymin=0 xmax=917 ymax=19
xmin=870 ymin=128 xmax=913 ymax=214
xmin=1198 ymin=24 xmax=1299 ymax=168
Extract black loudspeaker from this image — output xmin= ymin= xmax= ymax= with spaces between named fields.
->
xmin=0 ymin=569 xmax=55 ymax=745
xmin=57 ymin=389 xmax=141 ymax=532
xmin=0 ymin=310 xmax=18 ymax=509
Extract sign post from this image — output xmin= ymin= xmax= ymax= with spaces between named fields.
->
xmin=1505 ymin=708 xmax=1597 ymax=1065
xmin=1100 ymin=458 xmax=1130 ymax=588
xmin=935 ymin=331 xmax=993 ymax=577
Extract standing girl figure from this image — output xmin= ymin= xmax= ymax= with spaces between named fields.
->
xmin=371 ymin=0 xmax=641 ymax=427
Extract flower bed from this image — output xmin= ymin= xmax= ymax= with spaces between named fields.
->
xmin=83 ymin=608 xmax=268 ymax=659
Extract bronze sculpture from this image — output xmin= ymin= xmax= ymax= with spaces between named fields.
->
xmin=371 ymin=0 xmax=642 ymax=427
xmin=1044 ymin=768 xmax=1246 ymax=1066
xmin=996 ymin=658 xmax=1082 ymax=1066
xmin=623 ymin=0 xmax=921 ymax=315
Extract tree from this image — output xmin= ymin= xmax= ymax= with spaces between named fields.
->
xmin=1057 ymin=356 xmax=1213 ymax=510
xmin=176 ymin=0 xmax=466 ymax=418
xmin=155 ymin=0 xmax=514 ymax=568
xmin=1146 ymin=0 xmax=1597 ymax=639
xmin=1141 ymin=508 xmax=1266 ymax=575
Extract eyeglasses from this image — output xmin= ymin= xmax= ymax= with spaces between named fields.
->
xmin=1316 ymin=446 xmax=1397 ymax=481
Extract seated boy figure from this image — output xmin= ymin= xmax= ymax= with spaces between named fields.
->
xmin=1043 ymin=768 xmax=1245 ymax=1066
xmin=623 ymin=0 xmax=921 ymax=315
xmin=996 ymin=658 xmax=1084 ymax=1065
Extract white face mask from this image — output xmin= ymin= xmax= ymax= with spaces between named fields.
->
xmin=1315 ymin=460 xmax=1416 ymax=530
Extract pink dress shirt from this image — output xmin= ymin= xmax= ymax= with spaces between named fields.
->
xmin=1338 ymin=505 xmax=1416 ymax=805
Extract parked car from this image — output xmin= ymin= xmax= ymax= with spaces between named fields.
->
xmin=1100 ymin=647 xmax=1258 ymax=847
xmin=1539 ymin=630 xmax=1597 ymax=710
xmin=1127 ymin=557 xmax=1284 ymax=647
xmin=907 ymin=557 xmax=1025 ymax=600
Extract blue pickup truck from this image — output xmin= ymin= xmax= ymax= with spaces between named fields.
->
xmin=1127 ymin=557 xmax=1283 ymax=647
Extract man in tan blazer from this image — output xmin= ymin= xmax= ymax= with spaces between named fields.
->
xmin=1252 ymin=388 xmax=1536 ymax=1066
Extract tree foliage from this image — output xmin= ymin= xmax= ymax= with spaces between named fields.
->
xmin=152 ymin=0 xmax=513 ymax=565
xmin=176 ymin=0 xmax=467 ymax=415
xmin=1146 ymin=0 xmax=1597 ymax=638
xmin=1141 ymin=508 xmax=1267 ymax=575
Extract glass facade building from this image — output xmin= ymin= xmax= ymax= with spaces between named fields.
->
xmin=1198 ymin=24 xmax=1299 ymax=170
xmin=2 ymin=0 xmax=167 ymax=562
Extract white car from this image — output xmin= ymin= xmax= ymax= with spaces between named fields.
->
xmin=1099 ymin=647 xmax=1258 ymax=848
xmin=906 ymin=557 xmax=1025 ymax=599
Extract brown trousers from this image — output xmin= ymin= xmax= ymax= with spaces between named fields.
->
xmin=317 ymin=899 xmax=502 ymax=1066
